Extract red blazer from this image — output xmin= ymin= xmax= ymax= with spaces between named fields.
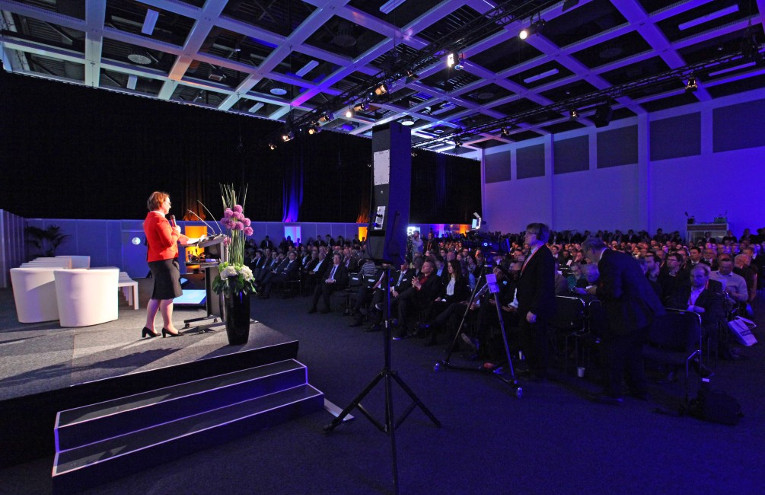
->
xmin=144 ymin=211 xmax=179 ymax=262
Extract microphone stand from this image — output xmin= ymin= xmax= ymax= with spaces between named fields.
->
xmin=434 ymin=265 xmax=522 ymax=398
xmin=324 ymin=262 xmax=441 ymax=495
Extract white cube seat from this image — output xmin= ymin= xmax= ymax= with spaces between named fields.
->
xmin=10 ymin=267 xmax=60 ymax=323
xmin=54 ymin=268 xmax=119 ymax=327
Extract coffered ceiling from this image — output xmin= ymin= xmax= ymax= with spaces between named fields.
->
xmin=1 ymin=0 xmax=763 ymax=154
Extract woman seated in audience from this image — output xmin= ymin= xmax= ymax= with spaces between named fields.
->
xmin=420 ymin=259 xmax=471 ymax=345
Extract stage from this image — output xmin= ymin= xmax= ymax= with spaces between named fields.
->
xmin=0 ymin=282 xmax=300 ymax=468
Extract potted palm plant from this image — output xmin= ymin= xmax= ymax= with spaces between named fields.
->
xmin=212 ymin=184 xmax=256 ymax=345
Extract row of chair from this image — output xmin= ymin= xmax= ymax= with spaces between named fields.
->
xmin=550 ymin=295 xmax=703 ymax=396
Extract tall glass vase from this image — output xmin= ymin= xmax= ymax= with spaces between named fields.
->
xmin=224 ymin=291 xmax=251 ymax=345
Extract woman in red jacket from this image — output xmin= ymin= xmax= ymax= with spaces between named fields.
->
xmin=142 ymin=191 xmax=188 ymax=338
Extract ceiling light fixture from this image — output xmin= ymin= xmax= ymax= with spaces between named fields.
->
xmin=523 ymin=68 xmax=558 ymax=84
xmin=519 ymin=16 xmax=545 ymax=41
xmin=400 ymin=116 xmax=415 ymax=126
xmin=454 ymin=54 xmax=465 ymax=71
xmin=141 ymin=9 xmax=159 ymax=36
xmin=405 ymin=70 xmax=419 ymax=84
xmin=127 ymin=49 xmax=153 ymax=65
xmin=447 ymin=53 xmax=456 ymax=68
xmin=295 ymin=59 xmax=319 ymax=78
xmin=282 ymin=130 xmax=294 ymax=142
xmin=345 ymin=108 xmax=354 ymax=118
xmin=307 ymin=123 xmax=321 ymax=135
xmin=592 ymin=102 xmax=613 ymax=128
xmin=380 ymin=0 xmax=407 ymax=14
xmin=374 ymin=82 xmax=389 ymax=96
xmin=569 ymin=109 xmax=579 ymax=119
xmin=685 ymin=76 xmax=698 ymax=92
xmin=678 ymin=5 xmax=739 ymax=31
xmin=500 ymin=127 xmax=511 ymax=137
xmin=268 ymin=143 xmax=277 ymax=150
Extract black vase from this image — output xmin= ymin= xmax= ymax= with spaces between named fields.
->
xmin=224 ymin=291 xmax=251 ymax=345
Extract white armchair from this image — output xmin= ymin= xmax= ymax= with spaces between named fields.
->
xmin=10 ymin=267 xmax=60 ymax=323
xmin=54 ymin=268 xmax=120 ymax=327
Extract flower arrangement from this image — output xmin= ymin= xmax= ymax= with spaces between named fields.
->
xmin=212 ymin=184 xmax=256 ymax=296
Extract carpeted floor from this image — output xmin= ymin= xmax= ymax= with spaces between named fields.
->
xmin=1 ymin=283 xmax=764 ymax=495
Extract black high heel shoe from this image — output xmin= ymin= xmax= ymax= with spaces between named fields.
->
xmin=162 ymin=327 xmax=181 ymax=338
xmin=142 ymin=327 xmax=159 ymax=338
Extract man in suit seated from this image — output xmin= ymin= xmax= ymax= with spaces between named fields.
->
xmin=260 ymin=250 xmax=300 ymax=298
xmin=394 ymin=259 xmax=441 ymax=339
xmin=304 ymin=250 xmax=329 ymax=294
xmin=666 ymin=263 xmax=726 ymax=369
xmin=308 ymin=253 xmax=348 ymax=314
xmin=366 ymin=262 xmax=414 ymax=331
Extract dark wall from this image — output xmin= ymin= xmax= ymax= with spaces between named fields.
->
xmin=0 ymin=72 xmax=480 ymax=224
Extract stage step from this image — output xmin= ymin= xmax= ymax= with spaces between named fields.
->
xmin=52 ymin=359 xmax=323 ymax=494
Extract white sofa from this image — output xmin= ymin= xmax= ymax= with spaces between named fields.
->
xmin=10 ymin=267 xmax=60 ymax=323
xmin=54 ymin=268 xmax=120 ymax=327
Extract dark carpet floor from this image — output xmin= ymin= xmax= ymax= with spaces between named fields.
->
xmin=1 ymin=284 xmax=764 ymax=495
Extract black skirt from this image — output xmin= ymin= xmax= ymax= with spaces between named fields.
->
xmin=148 ymin=258 xmax=182 ymax=300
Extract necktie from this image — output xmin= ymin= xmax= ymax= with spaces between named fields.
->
xmin=330 ymin=265 xmax=337 ymax=280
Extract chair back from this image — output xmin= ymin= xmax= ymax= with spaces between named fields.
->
xmin=647 ymin=309 xmax=702 ymax=352
xmin=549 ymin=295 xmax=585 ymax=333
xmin=10 ymin=267 xmax=60 ymax=323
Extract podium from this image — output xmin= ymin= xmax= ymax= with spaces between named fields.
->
xmin=686 ymin=222 xmax=728 ymax=244
xmin=182 ymin=235 xmax=227 ymax=333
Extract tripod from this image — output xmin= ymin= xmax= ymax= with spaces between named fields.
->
xmin=324 ymin=264 xmax=441 ymax=495
xmin=434 ymin=267 xmax=522 ymax=398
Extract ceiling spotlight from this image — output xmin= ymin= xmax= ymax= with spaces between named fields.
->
xmin=374 ymin=82 xmax=389 ymax=96
xmin=454 ymin=135 xmax=463 ymax=148
xmin=592 ymin=102 xmax=613 ymax=128
xmin=282 ymin=131 xmax=294 ymax=142
xmin=405 ymin=70 xmax=419 ymax=84
xmin=400 ymin=116 xmax=415 ymax=126
xmin=308 ymin=123 xmax=321 ymax=135
xmin=569 ymin=109 xmax=579 ymax=119
xmin=208 ymin=66 xmax=226 ymax=82
xmin=519 ymin=18 xmax=545 ymax=41
xmin=268 ymin=143 xmax=277 ymax=150
xmin=685 ymin=76 xmax=698 ymax=92
xmin=345 ymin=108 xmax=354 ymax=118
xmin=500 ymin=127 xmax=511 ymax=137
xmin=447 ymin=53 xmax=456 ymax=68
xmin=318 ymin=112 xmax=333 ymax=123
xmin=454 ymin=54 xmax=465 ymax=71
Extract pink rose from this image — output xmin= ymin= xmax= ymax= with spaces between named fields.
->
xmin=233 ymin=205 xmax=243 ymax=213
xmin=244 ymin=227 xmax=253 ymax=236
xmin=243 ymin=218 xmax=251 ymax=226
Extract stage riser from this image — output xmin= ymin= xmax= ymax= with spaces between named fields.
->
xmin=52 ymin=359 xmax=323 ymax=495
xmin=56 ymin=361 xmax=308 ymax=451
xmin=0 ymin=340 xmax=298 ymax=468
xmin=53 ymin=386 xmax=323 ymax=495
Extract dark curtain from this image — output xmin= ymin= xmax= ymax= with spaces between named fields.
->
xmin=0 ymin=72 xmax=479 ymax=223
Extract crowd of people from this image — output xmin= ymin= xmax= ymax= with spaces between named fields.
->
xmin=239 ymin=225 xmax=763 ymax=400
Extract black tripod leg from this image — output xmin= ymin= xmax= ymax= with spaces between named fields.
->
xmin=324 ymin=371 xmax=386 ymax=432
xmin=384 ymin=372 xmax=399 ymax=495
xmin=439 ymin=273 xmax=485 ymax=365
xmin=493 ymin=292 xmax=516 ymax=380
xmin=389 ymin=372 xmax=442 ymax=428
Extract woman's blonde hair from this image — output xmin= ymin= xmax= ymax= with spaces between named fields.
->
xmin=147 ymin=191 xmax=169 ymax=211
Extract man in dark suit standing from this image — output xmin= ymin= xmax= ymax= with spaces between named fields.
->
xmin=584 ymin=237 xmax=665 ymax=403
xmin=516 ymin=223 xmax=556 ymax=380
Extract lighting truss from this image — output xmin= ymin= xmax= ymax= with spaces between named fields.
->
xmin=413 ymin=48 xmax=759 ymax=149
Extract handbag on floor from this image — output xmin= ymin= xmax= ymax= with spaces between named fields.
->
xmin=727 ymin=316 xmax=757 ymax=346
